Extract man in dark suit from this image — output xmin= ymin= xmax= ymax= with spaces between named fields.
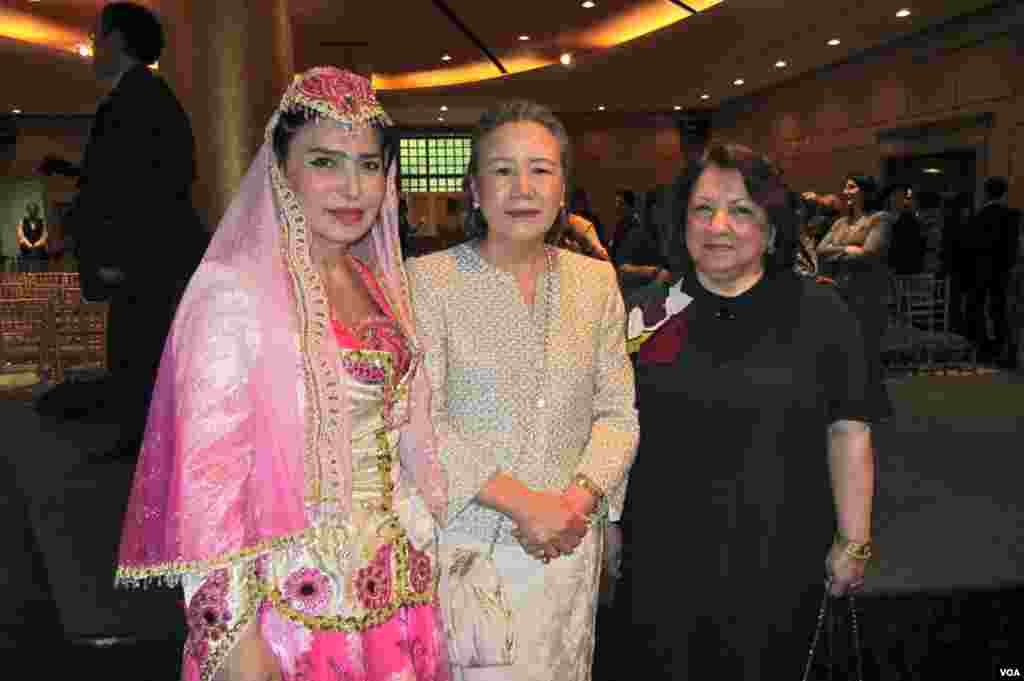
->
xmin=65 ymin=2 xmax=208 ymax=460
xmin=961 ymin=177 xmax=1021 ymax=364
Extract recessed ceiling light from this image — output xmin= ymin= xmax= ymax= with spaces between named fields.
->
xmin=700 ymin=93 xmax=711 ymax=100
xmin=597 ymin=105 xmax=606 ymax=111
xmin=12 ymin=108 xmax=22 ymax=114
xmin=438 ymin=116 xmax=445 ymax=122
xmin=441 ymin=54 xmax=452 ymax=61
xmin=560 ymin=52 xmax=573 ymax=66
xmin=923 ymin=167 xmax=943 ymax=174
xmin=673 ymin=105 xmax=682 ymax=110
xmin=733 ymin=78 xmax=745 ymax=86
xmin=582 ymin=1 xmax=596 ymax=7
xmin=440 ymin=105 xmax=448 ymax=111
xmin=896 ymin=8 xmax=912 ymax=18
xmin=827 ymin=38 xmax=841 ymax=46
xmin=519 ymin=35 xmax=531 ymax=41
xmin=775 ymin=60 xmax=788 ymax=68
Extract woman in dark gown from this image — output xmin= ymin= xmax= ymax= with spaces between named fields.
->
xmin=618 ymin=144 xmax=883 ymax=679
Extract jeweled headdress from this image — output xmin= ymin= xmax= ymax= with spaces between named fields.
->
xmin=267 ymin=67 xmax=392 ymax=142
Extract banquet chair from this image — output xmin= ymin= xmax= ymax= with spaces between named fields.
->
xmin=50 ymin=291 xmax=108 ymax=383
xmin=894 ymin=274 xmax=976 ymax=371
xmin=0 ymin=298 xmax=54 ymax=376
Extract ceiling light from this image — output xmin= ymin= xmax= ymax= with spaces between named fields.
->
xmin=827 ymin=38 xmax=841 ymax=46
xmin=597 ymin=105 xmax=606 ymax=111
xmin=582 ymin=1 xmax=596 ymax=7
xmin=441 ymin=54 xmax=452 ymax=62
xmin=12 ymin=108 xmax=22 ymax=114
xmin=519 ymin=35 xmax=531 ymax=41
xmin=438 ymin=116 xmax=445 ymax=122
xmin=775 ymin=60 xmax=788 ymax=68
xmin=923 ymin=167 xmax=943 ymax=174
xmin=440 ymin=105 xmax=448 ymax=111
xmin=733 ymin=78 xmax=745 ymax=86
xmin=560 ymin=52 xmax=573 ymax=66
xmin=700 ymin=93 xmax=710 ymax=100
xmin=896 ymin=8 xmax=912 ymax=18
xmin=673 ymin=105 xmax=682 ymax=110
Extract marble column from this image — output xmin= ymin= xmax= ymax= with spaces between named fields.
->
xmin=157 ymin=0 xmax=294 ymax=229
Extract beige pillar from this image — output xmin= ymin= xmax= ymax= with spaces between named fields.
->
xmin=157 ymin=0 xmax=293 ymax=229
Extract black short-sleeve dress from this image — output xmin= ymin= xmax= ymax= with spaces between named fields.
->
xmin=618 ymin=269 xmax=883 ymax=680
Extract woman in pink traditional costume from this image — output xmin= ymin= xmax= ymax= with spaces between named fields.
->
xmin=115 ymin=67 xmax=450 ymax=681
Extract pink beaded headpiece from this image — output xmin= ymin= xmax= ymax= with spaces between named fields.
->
xmin=267 ymin=67 xmax=392 ymax=141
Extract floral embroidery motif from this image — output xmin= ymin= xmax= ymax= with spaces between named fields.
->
xmin=185 ymin=569 xmax=232 ymax=667
xmin=625 ymin=278 xmax=693 ymax=354
xmin=406 ymin=545 xmax=432 ymax=594
xmin=354 ymin=544 xmax=393 ymax=610
xmin=338 ymin=347 xmax=389 ymax=385
xmin=283 ymin=567 xmax=333 ymax=615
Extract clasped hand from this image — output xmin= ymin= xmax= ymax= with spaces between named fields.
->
xmin=511 ymin=490 xmax=590 ymax=563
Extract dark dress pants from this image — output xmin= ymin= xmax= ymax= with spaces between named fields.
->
xmin=106 ymin=283 xmax=179 ymax=449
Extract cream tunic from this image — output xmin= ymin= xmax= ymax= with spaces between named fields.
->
xmin=408 ymin=241 xmax=639 ymax=680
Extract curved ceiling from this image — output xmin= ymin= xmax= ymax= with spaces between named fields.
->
xmin=0 ymin=0 xmax=1005 ymax=123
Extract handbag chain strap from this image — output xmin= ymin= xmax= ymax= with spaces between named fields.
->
xmin=801 ymin=587 xmax=864 ymax=681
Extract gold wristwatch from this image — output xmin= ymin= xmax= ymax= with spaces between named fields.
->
xmin=836 ymin=533 xmax=873 ymax=561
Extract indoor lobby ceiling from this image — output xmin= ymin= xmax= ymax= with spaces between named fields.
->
xmin=0 ymin=0 xmax=1005 ymax=124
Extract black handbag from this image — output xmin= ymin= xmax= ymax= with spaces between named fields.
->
xmin=801 ymin=588 xmax=866 ymax=681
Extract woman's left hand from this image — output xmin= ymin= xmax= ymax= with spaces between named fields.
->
xmin=825 ymin=543 xmax=868 ymax=596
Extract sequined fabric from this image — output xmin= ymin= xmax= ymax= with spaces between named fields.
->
xmin=407 ymin=240 xmax=638 ymax=544
xmin=181 ymin=343 xmax=448 ymax=681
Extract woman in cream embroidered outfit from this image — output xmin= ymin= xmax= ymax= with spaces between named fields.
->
xmin=407 ymin=101 xmax=639 ymax=681
xmin=115 ymin=68 xmax=449 ymax=681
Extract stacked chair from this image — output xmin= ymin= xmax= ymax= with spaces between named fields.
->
xmin=885 ymin=274 xmax=976 ymax=374
xmin=0 ymin=273 xmax=107 ymax=386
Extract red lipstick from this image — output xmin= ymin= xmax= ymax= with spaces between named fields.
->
xmin=329 ymin=208 xmax=364 ymax=225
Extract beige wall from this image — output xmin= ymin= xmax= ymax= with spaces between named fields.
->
xmin=559 ymin=25 xmax=1024 ymax=232
xmin=1 ymin=118 xmax=89 ymax=246
xmin=713 ymin=32 xmax=1023 ymax=203
xmin=561 ymin=112 xmax=683 ymax=237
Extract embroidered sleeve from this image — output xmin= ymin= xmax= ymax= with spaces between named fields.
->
xmin=574 ymin=268 xmax=640 ymax=521
xmin=407 ymin=258 xmax=508 ymax=524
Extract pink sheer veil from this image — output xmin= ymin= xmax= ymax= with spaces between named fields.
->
xmin=116 ymin=68 xmax=445 ymax=587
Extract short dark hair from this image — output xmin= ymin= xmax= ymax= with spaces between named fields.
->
xmin=463 ymin=100 xmax=571 ymax=243
xmin=983 ymin=176 xmax=1008 ymax=201
xmin=271 ymin=107 xmax=396 ymax=171
xmin=882 ymin=183 xmax=912 ymax=204
xmin=669 ymin=143 xmax=797 ymax=274
xmin=846 ymin=174 xmax=883 ymax=212
xmin=100 ymin=2 xmax=164 ymax=65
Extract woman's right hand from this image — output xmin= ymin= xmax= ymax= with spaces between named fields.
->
xmin=513 ymin=490 xmax=589 ymax=560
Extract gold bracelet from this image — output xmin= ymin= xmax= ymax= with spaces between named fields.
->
xmin=835 ymin=533 xmax=873 ymax=561
xmin=571 ymin=473 xmax=606 ymax=503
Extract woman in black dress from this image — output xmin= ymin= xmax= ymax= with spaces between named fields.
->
xmin=618 ymin=144 xmax=881 ymax=679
